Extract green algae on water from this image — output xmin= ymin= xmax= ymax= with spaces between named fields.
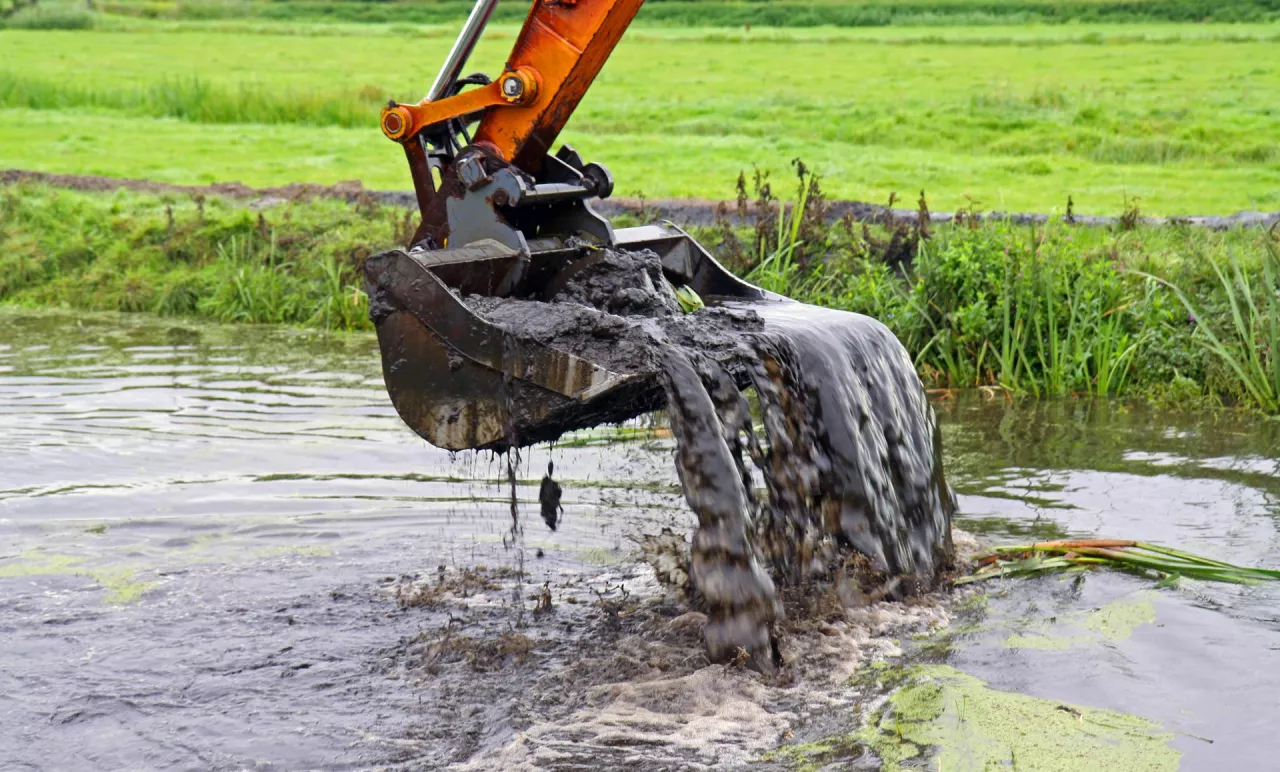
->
xmin=0 ymin=551 xmax=158 ymax=604
xmin=858 ymin=665 xmax=1180 ymax=772
xmin=1 ymin=535 xmax=331 ymax=605
xmin=94 ymin=567 xmax=161 ymax=605
xmin=762 ymin=733 xmax=864 ymax=772
xmin=1005 ymin=592 xmax=1157 ymax=651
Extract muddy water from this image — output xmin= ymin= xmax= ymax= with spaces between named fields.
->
xmin=3 ymin=310 xmax=1279 ymax=770
xmin=0 ymin=311 xmax=694 ymax=770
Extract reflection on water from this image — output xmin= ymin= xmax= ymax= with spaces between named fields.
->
xmin=2 ymin=310 xmax=1279 ymax=770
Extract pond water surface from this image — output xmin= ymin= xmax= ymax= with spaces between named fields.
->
xmin=2 ymin=310 xmax=1277 ymax=770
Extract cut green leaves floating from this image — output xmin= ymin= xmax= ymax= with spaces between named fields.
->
xmin=673 ymin=284 xmax=704 ymax=314
xmin=958 ymin=539 xmax=1280 ymax=587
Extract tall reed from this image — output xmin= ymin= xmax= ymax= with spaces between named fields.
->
xmin=1140 ymin=244 xmax=1280 ymax=412
xmin=746 ymin=169 xmax=814 ymax=295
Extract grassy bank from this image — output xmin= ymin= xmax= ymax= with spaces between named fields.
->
xmin=727 ymin=165 xmax=1280 ymax=409
xmin=2 ymin=21 xmax=1278 ymax=213
xmin=4 ymin=181 xmax=1278 ymax=411
xmin=0 ymin=184 xmax=404 ymax=328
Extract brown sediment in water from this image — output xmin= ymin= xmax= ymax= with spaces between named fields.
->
xmin=385 ymin=563 xmax=952 ymax=770
xmin=466 ymin=246 xmax=954 ymax=667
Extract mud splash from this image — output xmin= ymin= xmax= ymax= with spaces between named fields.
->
xmin=469 ymin=247 xmax=955 ymax=665
xmin=384 ymin=563 xmax=951 ymax=771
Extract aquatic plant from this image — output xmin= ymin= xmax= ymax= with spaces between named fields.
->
xmin=959 ymin=539 xmax=1280 ymax=586
xmin=1138 ymin=243 xmax=1280 ymax=413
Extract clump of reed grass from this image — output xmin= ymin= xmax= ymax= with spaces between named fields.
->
xmin=709 ymin=162 xmax=1276 ymax=410
xmin=959 ymin=539 xmax=1280 ymax=586
xmin=745 ymin=165 xmax=815 ymax=295
xmin=1138 ymin=243 xmax=1280 ymax=413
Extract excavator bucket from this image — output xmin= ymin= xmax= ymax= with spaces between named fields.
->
xmin=364 ymin=0 xmax=781 ymax=450
xmin=365 ymin=210 xmax=778 ymax=451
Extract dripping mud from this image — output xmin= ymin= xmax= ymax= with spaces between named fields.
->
xmin=468 ymin=246 xmax=956 ymax=670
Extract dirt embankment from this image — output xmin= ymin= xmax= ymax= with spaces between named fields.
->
xmin=5 ymin=168 xmax=1277 ymax=231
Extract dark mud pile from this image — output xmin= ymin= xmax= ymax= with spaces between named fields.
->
xmin=468 ymin=248 xmax=955 ymax=668
xmin=468 ymin=249 xmax=760 ymax=377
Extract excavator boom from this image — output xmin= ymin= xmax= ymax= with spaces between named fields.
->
xmin=475 ymin=0 xmax=645 ymax=170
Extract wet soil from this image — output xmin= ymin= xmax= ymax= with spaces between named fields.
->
xmin=466 ymin=251 xmax=762 ymax=379
xmin=6 ymin=168 xmax=1277 ymax=230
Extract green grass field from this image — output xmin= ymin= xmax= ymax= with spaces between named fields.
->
xmin=61 ymin=0 xmax=1280 ymax=28
xmin=1 ymin=6 xmax=1278 ymax=213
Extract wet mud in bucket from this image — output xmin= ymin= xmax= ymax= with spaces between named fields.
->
xmin=469 ymin=247 xmax=955 ymax=667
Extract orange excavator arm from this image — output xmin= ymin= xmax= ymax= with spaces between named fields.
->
xmin=362 ymin=0 xmax=776 ymax=453
xmin=380 ymin=0 xmax=644 ymax=235
xmin=474 ymin=0 xmax=644 ymax=171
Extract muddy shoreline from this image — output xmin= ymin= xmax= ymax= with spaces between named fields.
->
xmin=5 ymin=168 xmax=1277 ymax=231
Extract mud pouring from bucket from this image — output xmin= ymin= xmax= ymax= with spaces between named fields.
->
xmin=363 ymin=0 xmax=955 ymax=669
